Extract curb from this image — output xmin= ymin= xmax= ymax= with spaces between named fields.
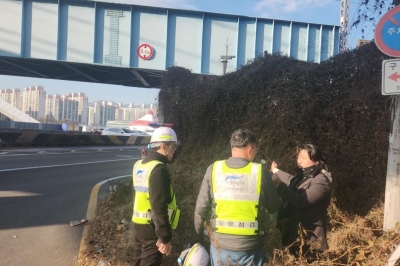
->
xmin=78 ymin=175 xmax=131 ymax=260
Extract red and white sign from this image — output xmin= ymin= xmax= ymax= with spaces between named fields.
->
xmin=137 ymin=44 xmax=153 ymax=60
xmin=382 ymin=59 xmax=400 ymax=95
xmin=374 ymin=6 xmax=400 ymax=57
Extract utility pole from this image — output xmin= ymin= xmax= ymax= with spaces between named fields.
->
xmin=340 ymin=0 xmax=350 ymax=52
xmin=220 ymin=38 xmax=235 ymax=75
xmin=384 ymin=96 xmax=400 ymax=231
xmin=375 ymin=6 xmax=400 ymax=231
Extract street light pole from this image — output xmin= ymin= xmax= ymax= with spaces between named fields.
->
xmin=220 ymin=38 xmax=235 ymax=75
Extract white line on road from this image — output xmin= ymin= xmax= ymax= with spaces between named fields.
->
xmin=0 ymin=153 xmax=63 ymax=157
xmin=97 ymin=175 xmax=131 ymax=186
xmin=0 ymin=150 xmax=139 ymax=157
xmin=0 ymin=158 xmax=139 ymax=172
xmin=0 ymin=153 xmax=35 ymax=156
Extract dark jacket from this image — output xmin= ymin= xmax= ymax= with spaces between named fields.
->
xmin=274 ymin=169 xmax=332 ymax=250
xmin=132 ymin=150 xmax=173 ymax=244
xmin=193 ymin=157 xmax=281 ymax=252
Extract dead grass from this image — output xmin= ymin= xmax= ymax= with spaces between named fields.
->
xmin=75 ymin=44 xmax=400 ymax=265
xmin=75 ymin=174 xmax=400 ymax=266
xmin=76 ymin=182 xmax=134 ymax=266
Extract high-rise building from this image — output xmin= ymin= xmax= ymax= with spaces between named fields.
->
xmin=20 ymin=86 xmax=46 ymax=119
xmin=88 ymin=105 xmax=97 ymax=126
xmin=115 ymin=103 xmax=124 ymax=121
xmin=45 ymin=94 xmax=59 ymax=120
xmin=88 ymin=104 xmax=101 ymax=126
xmin=66 ymin=93 xmax=88 ymax=124
xmin=87 ymin=101 xmax=116 ymax=127
xmin=45 ymin=94 xmax=79 ymax=122
xmin=57 ymin=95 xmax=79 ymax=122
xmin=0 ymin=88 xmax=21 ymax=120
xmin=99 ymin=101 xmax=116 ymax=127
xmin=0 ymin=88 xmax=21 ymax=108
xmin=112 ymin=103 xmax=157 ymax=122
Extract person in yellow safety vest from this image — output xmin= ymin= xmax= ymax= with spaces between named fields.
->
xmin=191 ymin=129 xmax=281 ymax=266
xmin=132 ymin=127 xmax=181 ymax=266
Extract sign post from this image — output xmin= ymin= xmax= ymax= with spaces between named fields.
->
xmin=375 ymin=6 xmax=400 ymax=231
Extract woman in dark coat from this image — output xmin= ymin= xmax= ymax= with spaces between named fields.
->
xmin=270 ymin=144 xmax=332 ymax=254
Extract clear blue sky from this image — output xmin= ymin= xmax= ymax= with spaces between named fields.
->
xmin=0 ymin=0 xmax=386 ymax=104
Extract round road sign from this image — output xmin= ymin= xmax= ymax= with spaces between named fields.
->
xmin=137 ymin=44 xmax=153 ymax=60
xmin=375 ymin=6 xmax=400 ymax=57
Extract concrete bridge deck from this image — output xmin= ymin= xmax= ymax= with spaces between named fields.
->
xmin=0 ymin=0 xmax=339 ymax=88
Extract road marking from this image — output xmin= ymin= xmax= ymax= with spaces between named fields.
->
xmin=0 ymin=150 xmax=140 ymax=157
xmin=0 ymin=152 xmax=8 ymax=154
xmin=78 ymin=175 xmax=131 ymax=260
xmin=0 ymin=153 xmax=30 ymax=156
xmin=38 ymin=151 xmax=45 ymax=153
xmin=71 ymin=150 xmax=76 ymax=153
xmin=0 ymin=158 xmax=139 ymax=172
xmin=0 ymin=191 xmax=42 ymax=198
xmin=0 ymin=153 xmax=63 ymax=157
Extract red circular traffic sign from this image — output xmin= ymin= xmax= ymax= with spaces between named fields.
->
xmin=137 ymin=44 xmax=153 ymax=60
xmin=374 ymin=6 xmax=400 ymax=57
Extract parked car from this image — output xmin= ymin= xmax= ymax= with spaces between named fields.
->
xmin=101 ymin=127 xmax=145 ymax=136
xmin=135 ymin=130 xmax=150 ymax=136
xmin=122 ymin=128 xmax=149 ymax=136
xmin=143 ymin=128 xmax=155 ymax=136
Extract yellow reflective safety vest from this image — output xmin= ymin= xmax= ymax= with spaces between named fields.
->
xmin=211 ymin=160 xmax=262 ymax=235
xmin=132 ymin=160 xmax=180 ymax=229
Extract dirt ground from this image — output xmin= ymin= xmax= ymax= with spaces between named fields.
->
xmin=75 ymin=181 xmax=400 ymax=266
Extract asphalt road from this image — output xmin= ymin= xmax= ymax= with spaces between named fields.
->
xmin=0 ymin=146 xmax=141 ymax=266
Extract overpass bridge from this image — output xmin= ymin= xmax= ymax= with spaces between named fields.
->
xmin=0 ymin=0 xmax=340 ymax=89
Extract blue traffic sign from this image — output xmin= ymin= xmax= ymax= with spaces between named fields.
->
xmin=375 ymin=6 xmax=400 ymax=57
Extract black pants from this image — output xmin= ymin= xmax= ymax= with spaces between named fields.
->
xmin=133 ymin=235 xmax=162 ymax=266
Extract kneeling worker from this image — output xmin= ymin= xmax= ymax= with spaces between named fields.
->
xmin=132 ymin=127 xmax=181 ymax=266
xmin=192 ymin=129 xmax=281 ymax=265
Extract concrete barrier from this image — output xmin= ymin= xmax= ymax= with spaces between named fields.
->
xmin=0 ymin=131 xmax=151 ymax=146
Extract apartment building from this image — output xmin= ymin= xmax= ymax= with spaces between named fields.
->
xmin=88 ymin=104 xmax=101 ymax=126
xmin=45 ymin=94 xmax=59 ymax=120
xmin=57 ymin=95 xmax=79 ymax=122
xmin=66 ymin=93 xmax=88 ymax=124
xmin=0 ymin=88 xmax=21 ymax=108
xmin=45 ymin=94 xmax=79 ymax=122
xmin=99 ymin=101 xmax=116 ymax=127
xmin=20 ymin=86 xmax=46 ymax=119
xmin=0 ymin=89 xmax=21 ymax=120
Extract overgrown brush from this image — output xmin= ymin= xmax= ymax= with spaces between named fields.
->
xmin=76 ymin=175 xmax=400 ymax=265
xmin=77 ymin=42 xmax=400 ymax=265
xmin=160 ymin=42 xmax=390 ymax=215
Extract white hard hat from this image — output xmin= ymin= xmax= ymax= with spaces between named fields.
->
xmin=177 ymin=243 xmax=209 ymax=266
xmin=150 ymin=127 xmax=179 ymax=144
